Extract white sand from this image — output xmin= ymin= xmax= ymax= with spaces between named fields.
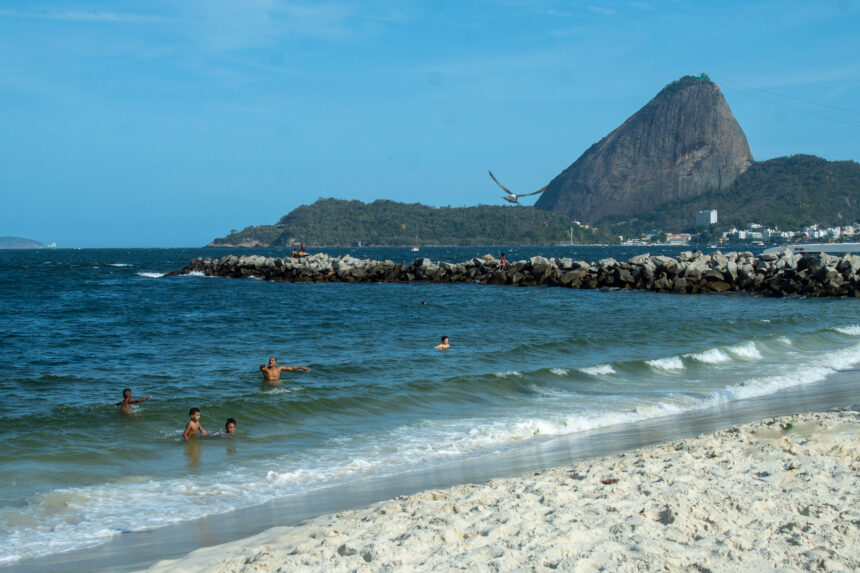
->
xmin=145 ymin=410 xmax=859 ymax=572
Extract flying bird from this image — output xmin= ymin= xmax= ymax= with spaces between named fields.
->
xmin=488 ymin=170 xmax=548 ymax=204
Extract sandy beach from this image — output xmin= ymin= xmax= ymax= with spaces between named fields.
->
xmin=143 ymin=409 xmax=859 ymax=572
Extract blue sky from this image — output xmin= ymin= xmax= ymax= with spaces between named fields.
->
xmin=1 ymin=1 xmax=859 ymax=247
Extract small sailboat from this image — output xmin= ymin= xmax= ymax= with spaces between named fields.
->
xmin=411 ymin=234 xmax=419 ymax=252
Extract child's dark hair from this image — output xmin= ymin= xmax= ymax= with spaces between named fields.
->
xmin=189 ymin=407 xmax=200 ymax=416
xmin=226 ymin=417 xmax=237 ymax=428
xmin=441 ymin=335 xmax=448 ymax=341
xmin=122 ymin=388 xmax=132 ymax=397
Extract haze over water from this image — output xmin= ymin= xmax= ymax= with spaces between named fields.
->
xmin=2 ymin=246 xmax=859 ymax=565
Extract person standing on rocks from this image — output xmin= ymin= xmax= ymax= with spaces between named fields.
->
xmin=260 ymin=356 xmax=310 ymax=382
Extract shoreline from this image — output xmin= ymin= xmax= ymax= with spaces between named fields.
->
xmin=7 ymin=368 xmax=860 ymax=573
xmin=145 ymin=408 xmax=860 ymax=572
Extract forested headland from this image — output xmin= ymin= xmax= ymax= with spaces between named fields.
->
xmin=209 ymin=199 xmax=617 ymax=247
xmin=598 ymin=155 xmax=860 ymax=235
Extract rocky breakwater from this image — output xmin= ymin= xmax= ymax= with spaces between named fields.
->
xmin=166 ymin=250 xmax=860 ymax=297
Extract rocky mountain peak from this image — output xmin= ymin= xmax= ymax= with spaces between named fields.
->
xmin=535 ymin=74 xmax=754 ymax=225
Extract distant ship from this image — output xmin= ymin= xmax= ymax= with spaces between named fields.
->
xmin=46 ymin=241 xmax=56 ymax=249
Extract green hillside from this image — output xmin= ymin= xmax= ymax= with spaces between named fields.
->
xmin=599 ymin=155 xmax=860 ymax=235
xmin=210 ymin=199 xmax=617 ymax=247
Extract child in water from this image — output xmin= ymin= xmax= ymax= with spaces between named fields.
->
xmin=224 ymin=418 xmax=237 ymax=435
xmin=183 ymin=408 xmax=209 ymax=441
xmin=435 ymin=335 xmax=450 ymax=350
xmin=116 ymin=388 xmax=151 ymax=414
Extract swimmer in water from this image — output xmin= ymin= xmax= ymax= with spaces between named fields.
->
xmin=115 ymin=388 xmax=151 ymax=414
xmin=435 ymin=335 xmax=450 ymax=350
xmin=183 ymin=407 xmax=209 ymax=441
xmin=224 ymin=418 xmax=237 ymax=434
xmin=260 ymin=356 xmax=310 ymax=382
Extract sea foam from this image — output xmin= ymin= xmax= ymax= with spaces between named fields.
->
xmin=578 ymin=364 xmax=616 ymax=376
xmin=645 ymin=356 xmax=685 ymax=371
xmin=686 ymin=348 xmax=731 ymax=364
xmin=835 ymin=325 xmax=860 ymax=336
xmin=727 ymin=341 xmax=762 ymax=360
xmin=494 ymin=371 xmax=523 ymax=378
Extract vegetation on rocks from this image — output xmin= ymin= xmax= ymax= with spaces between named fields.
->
xmin=210 ymin=199 xmax=617 ymax=247
xmin=601 ymin=155 xmax=860 ymax=236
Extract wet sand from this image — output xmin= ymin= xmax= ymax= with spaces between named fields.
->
xmin=7 ymin=370 xmax=860 ymax=573
xmin=145 ymin=409 xmax=859 ymax=572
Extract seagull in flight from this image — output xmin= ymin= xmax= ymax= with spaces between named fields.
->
xmin=488 ymin=170 xmax=548 ymax=204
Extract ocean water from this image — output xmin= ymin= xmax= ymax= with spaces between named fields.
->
xmin=1 ymin=246 xmax=859 ymax=565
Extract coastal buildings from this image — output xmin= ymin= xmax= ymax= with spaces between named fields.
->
xmin=665 ymin=233 xmax=693 ymax=245
xmin=696 ymin=209 xmax=718 ymax=227
xmin=723 ymin=223 xmax=860 ymax=244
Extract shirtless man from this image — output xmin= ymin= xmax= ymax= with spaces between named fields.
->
xmin=435 ymin=335 xmax=450 ymax=350
xmin=183 ymin=407 xmax=209 ymax=441
xmin=260 ymin=356 xmax=310 ymax=382
xmin=116 ymin=388 xmax=151 ymax=414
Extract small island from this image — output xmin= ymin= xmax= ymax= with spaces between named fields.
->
xmin=0 ymin=236 xmax=47 ymax=249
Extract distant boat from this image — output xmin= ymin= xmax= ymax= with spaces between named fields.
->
xmin=46 ymin=241 xmax=56 ymax=249
xmin=762 ymin=242 xmax=860 ymax=255
xmin=411 ymin=246 xmax=419 ymax=252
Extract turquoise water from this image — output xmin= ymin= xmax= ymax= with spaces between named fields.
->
xmin=1 ymin=246 xmax=859 ymax=564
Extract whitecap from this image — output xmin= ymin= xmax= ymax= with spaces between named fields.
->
xmin=713 ymin=341 xmax=860 ymax=403
xmin=685 ymin=348 xmax=731 ymax=364
xmin=549 ymin=368 xmax=569 ymax=376
xmin=835 ymin=325 xmax=860 ymax=336
xmin=645 ymin=356 xmax=685 ymax=371
xmin=494 ymin=371 xmax=523 ymax=378
xmin=107 ymin=263 xmax=131 ymax=267
xmin=136 ymin=272 xmax=164 ymax=278
xmin=578 ymin=364 xmax=616 ymax=376
xmin=727 ymin=341 xmax=762 ymax=360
